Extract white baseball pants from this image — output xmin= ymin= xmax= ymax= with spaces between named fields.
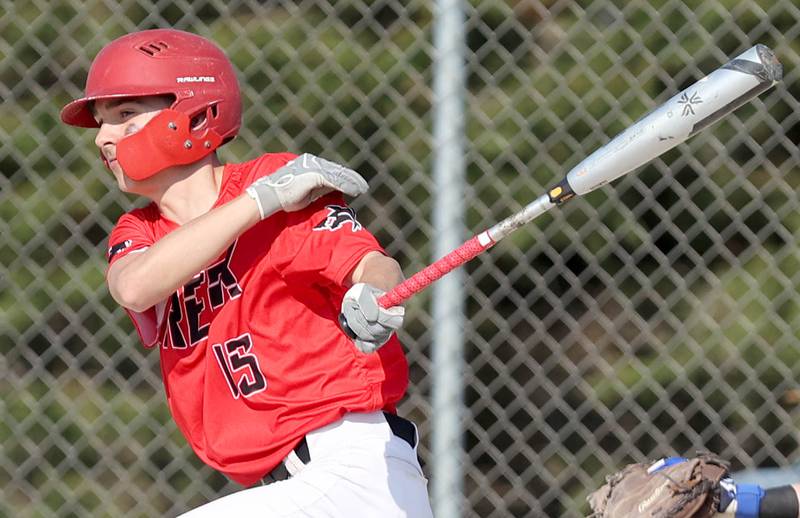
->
xmin=178 ymin=411 xmax=433 ymax=517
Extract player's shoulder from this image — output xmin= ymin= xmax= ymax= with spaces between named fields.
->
xmin=231 ymin=151 xmax=299 ymax=184
xmin=107 ymin=202 xmax=161 ymax=260
xmin=114 ymin=202 xmax=160 ymax=227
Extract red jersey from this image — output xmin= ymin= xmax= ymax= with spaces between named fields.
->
xmin=106 ymin=153 xmax=409 ymax=486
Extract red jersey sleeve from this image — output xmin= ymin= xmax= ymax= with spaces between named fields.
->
xmin=269 ymin=193 xmax=385 ymax=286
xmin=107 ymin=208 xmax=156 ymax=266
xmin=106 ymin=208 xmax=161 ymax=348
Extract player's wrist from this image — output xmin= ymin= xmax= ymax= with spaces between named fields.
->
xmin=245 ymin=183 xmax=281 ymax=220
xmin=716 ymin=482 xmax=800 ymax=518
xmin=716 ymin=482 xmax=763 ymax=517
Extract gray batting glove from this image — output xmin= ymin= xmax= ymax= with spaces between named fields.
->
xmin=246 ymin=153 xmax=369 ymax=219
xmin=339 ymin=283 xmax=404 ymax=353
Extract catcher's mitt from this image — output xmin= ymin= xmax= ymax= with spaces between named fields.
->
xmin=587 ymin=453 xmax=730 ymax=518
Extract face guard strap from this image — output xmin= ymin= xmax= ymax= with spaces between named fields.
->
xmin=116 ymin=109 xmax=224 ymax=181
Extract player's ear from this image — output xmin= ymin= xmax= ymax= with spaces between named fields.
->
xmin=191 ymin=112 xmax=208 ymax=131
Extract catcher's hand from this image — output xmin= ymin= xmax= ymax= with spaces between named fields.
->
xmin=587 ymin=453 xmax=730 ymax=518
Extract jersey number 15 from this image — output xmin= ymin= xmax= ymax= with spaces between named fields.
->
xmin=212 ymin=333 xmax=267 ymax=398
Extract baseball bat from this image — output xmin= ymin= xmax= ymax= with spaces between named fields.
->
xmin=377 ymin=44 xmax=782 ymax=308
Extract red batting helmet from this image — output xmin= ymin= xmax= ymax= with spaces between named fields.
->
xmin=60 ymin=29 xmax=242 ymax=180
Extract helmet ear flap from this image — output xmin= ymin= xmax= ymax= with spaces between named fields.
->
xmin=116 ymin=109 xmax=223 ymax=180
xmin=205 ymin=103 xmax=236 ymax=146
xmin=188 ymin=103 xmax=225 ymax=135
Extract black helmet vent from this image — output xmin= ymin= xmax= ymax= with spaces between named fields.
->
xmin=137 ymin=41 xmax=169 ymax=56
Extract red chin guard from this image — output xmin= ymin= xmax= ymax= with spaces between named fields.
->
xmin=116 ymin=109 xmax=224 ymax=181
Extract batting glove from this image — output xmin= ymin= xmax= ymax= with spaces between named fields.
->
xmin=339 ymin=283 xmax=404 ymax=353
xmin=246 ymin=153 xmax=369 ymax=219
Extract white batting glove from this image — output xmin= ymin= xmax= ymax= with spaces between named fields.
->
xmin=339 ymin=283 xmax=404 ymax=353
xmin=246 ymin=153 xmax=369 ymax=219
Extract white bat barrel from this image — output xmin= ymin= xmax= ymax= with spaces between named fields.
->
xmin=564 ymin=44 xmax=782 ymax=196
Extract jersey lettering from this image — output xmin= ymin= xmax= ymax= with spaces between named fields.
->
xmin=167 ymin=292 xmax=187 ymax=349
xmin=165 ymin=242 xmax=243 ymax=349
xmin=184 ymin=272 xmax=210 ymax=344
xmin=207 ymin=244 xmax=243 ymax=308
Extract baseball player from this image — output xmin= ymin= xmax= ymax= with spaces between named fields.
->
xmin=61 ymin=28 xmax=433 ymax=517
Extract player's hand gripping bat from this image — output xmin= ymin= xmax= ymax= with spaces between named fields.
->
xmin=378 ymin=44 xmax=783 ymax=309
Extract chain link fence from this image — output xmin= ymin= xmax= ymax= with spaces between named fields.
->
xmin=2 ymin=0 xmax=799 ymax=516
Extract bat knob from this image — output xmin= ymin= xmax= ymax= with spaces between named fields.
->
xmin=338 ymin=312 xmax=357 ymax=339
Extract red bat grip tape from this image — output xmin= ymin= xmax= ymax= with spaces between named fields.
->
xmin=378 ymin=234 xmax=494 ymax=308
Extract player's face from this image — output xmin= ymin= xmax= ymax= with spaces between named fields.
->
xmin=93 ymin=96 xmax=173 ymax=192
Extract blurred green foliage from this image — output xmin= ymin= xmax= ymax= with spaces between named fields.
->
xmin=1 ymin=0 xmax=799 ymax=517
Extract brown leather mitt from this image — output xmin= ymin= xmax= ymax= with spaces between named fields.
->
xmin=587 ymin=453 xmax=730 ymax=518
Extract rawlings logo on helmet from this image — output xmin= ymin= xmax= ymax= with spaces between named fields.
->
xmin=176 ymin=76 xmax=216 ymax=83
